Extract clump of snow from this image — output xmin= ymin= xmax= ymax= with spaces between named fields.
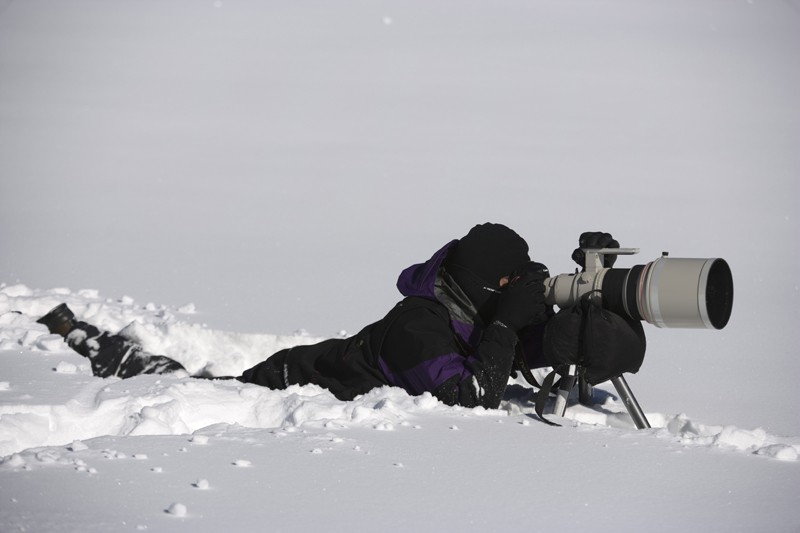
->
xmin=190 ymin=435 xmax=209 ymax=445
xmin=35 ymin=334 xmax=68 ymax=352
xmin=3 ymin=454 xmax=26 ymax=468
xmin=177 ymin=303 xmax=197 ymax=314
xmin=1 ymin=285 xmax=33 ymax=298
xmin=53 ymin=361 xmax=79 ymax=374
xmin=755 ymin=444 xmax=799 ymax=462
xmin=165 ymin=502 xmax=187 ymax=517
xmin=68 ymin=440 xmax=88 ymax=452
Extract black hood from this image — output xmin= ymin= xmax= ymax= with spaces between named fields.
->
xmin=443 ymin=223 xmax=530 ymax=323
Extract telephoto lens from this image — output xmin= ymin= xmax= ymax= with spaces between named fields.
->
xmin=601 ymin=257 xmax=733 ymax=329
xmin=545 ymin=256 xmax=733 ymax=329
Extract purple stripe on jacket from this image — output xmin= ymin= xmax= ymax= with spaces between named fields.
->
xmin=378 ymin=352 xmax=474 ymax=396
xmin=396 ymin=240 xmax=457 ymax=301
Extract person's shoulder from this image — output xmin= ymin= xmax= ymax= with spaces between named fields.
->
xmin=394 ymin=296 xmax=449 ymax=318
xmin=381 ymin=297 xmax=458 ymax=353
xmin=380 ymin=296 xmax=451 ymax=334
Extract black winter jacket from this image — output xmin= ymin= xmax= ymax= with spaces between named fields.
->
xmin=239 ymin=241 xmax=549 ymax=408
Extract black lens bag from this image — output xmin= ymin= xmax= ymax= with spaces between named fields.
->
xmin=543 ymin=297 xmax=646 ymax=385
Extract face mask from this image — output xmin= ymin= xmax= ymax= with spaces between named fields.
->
xmin=447 ymin=263 xmax=504 ymax=323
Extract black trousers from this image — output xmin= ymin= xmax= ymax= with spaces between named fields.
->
xmin=65 ymin=322 xmax=189 ymax=379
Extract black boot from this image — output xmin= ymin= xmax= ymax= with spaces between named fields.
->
xmin=37 ymin=305 xmax=188 ymax=378
xmin=37 ymin=303 xmax=76 ymax=337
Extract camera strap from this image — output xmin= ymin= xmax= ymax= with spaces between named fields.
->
xmin=512 ymin=343 xmax=543 ymax=389
xmin=534 ymin=366 xmax=566 ymax=427
xmin=512 ymin=341 xmax=565 ymax=426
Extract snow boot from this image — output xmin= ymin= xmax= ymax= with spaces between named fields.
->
xmin=37 ymin=303 xmax=76 ymax=337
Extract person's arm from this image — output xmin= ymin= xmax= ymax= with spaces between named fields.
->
xmin=433 ymin=322 xmax=519 ymax=408
xmin=378 ymin=306 xmax=519 ymax=409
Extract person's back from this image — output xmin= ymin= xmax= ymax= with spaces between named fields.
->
xmin=37 ymin=222 xmax=559 ymax=408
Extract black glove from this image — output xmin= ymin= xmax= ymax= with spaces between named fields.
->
xmin=493 ymin=262 xmax=549 ymax=331
xmin=571 ymin=232 xmax=620 ymax=269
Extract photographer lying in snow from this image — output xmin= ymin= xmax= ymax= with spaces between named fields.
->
xmin=36 ymin=223 xmax=628 ymax=409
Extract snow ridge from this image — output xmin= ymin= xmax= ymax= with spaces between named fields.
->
xmin=1 ymin=284 xmax=798 ymax=463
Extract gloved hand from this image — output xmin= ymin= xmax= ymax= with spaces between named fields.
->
xmin=493 ymin=262 xmax=550 ymax=331
xmin=571 ymin=232 xmax=620 ymax=269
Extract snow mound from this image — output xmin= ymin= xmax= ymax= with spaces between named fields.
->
xmin=0 ymin=369 xmax=463 ymax=457
xmin=661 ymin=415 xmax=800 ymax=461
xmin=0 ymin=283 xmax=322 ymax=374
xmin=1 ymin=284 xmax=798 ymax=463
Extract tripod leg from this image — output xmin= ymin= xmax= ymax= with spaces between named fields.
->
xmin=578 ymin=376 xmax=594 ymax=406
xmin=611 ymin=375 xmax=651 ymax=429
xmin=552 ymin=364 xmax=577 ymax=418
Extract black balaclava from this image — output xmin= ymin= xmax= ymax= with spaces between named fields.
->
xmin=444 ymin=223 xmax=531 ymax=323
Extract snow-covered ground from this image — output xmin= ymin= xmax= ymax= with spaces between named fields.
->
xmin=1 ymin=0 xmax=799 ymax=531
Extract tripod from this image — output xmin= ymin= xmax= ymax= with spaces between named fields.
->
xmin=551 ymin=366 xmax=651 ymax=429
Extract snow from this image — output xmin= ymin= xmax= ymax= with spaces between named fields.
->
xmin=1 ymin=0 xmax=800 ymax=531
